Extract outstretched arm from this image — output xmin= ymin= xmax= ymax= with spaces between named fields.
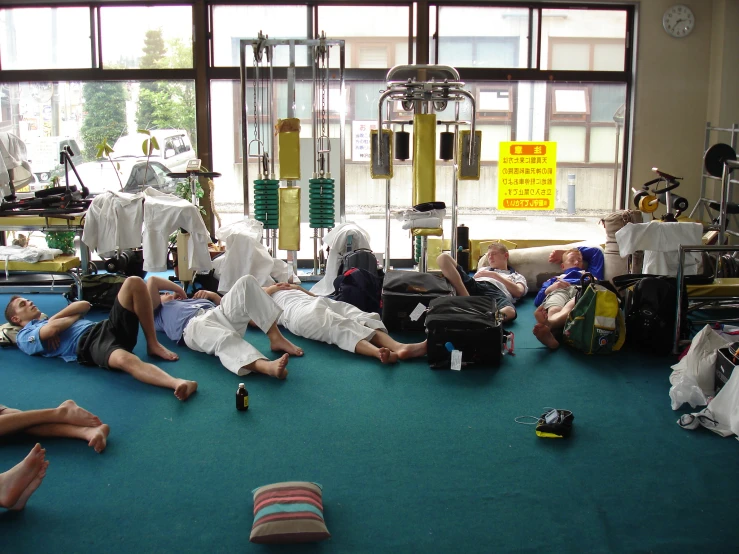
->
xmin=146 ymin=276 xmax=187 ymax=310
xmin=578 ymin=247 xmax=605 ymax=280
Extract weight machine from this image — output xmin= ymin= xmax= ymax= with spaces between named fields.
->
xmin=631 ymin=167 xmax=689 ymax=221
xmin=689 ymin=123 xmax=739 ymax=242
xmin=240 ymin=33 xmax=345 ymax=279
xmin=370 ymin=65 xmax=481 ymax=272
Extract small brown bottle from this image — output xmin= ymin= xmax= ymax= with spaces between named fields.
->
xmin=236 ymin=383 xmax=249 ymax=411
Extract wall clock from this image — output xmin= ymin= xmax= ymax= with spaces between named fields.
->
xmin=662 ymin=5 xmax=695 ymax=38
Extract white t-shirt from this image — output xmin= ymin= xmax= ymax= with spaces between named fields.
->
xmin=474 ymin=267 xmax=528 ymax=304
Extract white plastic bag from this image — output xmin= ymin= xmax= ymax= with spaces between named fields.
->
xmin=669 ymin=372 xmax=709 ymax=410
xmin=670 ymin=325 xmax=730 ymax=398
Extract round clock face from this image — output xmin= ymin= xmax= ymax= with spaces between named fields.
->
xmin=663 ymin=5 xmax=695 ymax=38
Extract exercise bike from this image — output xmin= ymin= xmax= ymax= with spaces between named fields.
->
xmin=632 ymin=167 xmax=689 ymax=222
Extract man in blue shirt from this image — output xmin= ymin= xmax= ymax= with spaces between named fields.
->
xmin=148 ymin=274 xmax=303 ymax=380
xmin=5 ymin=276 xmax=198 ymax=401
xmin=532 ymin=246 xmax=605 ymax=349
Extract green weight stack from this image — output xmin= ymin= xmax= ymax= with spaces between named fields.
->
xmin=308 ymin=178 xmax=335 ymax=229
xmin=414 ymin=235 xmax=422 ymax=263
xmin=253 ymin=179 xmax=280 ymax=229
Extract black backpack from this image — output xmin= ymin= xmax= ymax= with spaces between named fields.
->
xmin=613 ymin=274 xmax=685 ymax=355
xmin=65 ymin=273 xmax=127 ymax=309
xmin=329 ymin=267 xmax=383 ymax=314
xmin=337 ymin=248 xmax=380 ymax=277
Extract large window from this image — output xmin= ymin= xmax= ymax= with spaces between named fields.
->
xmin=1 ymin=2 xmax=635 ymax=260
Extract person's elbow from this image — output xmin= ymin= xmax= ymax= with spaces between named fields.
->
xmin=512 ymin=285 xmax=525 ymax=299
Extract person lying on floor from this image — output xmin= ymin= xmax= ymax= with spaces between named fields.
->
xmin=5 ymin=277 xmax=198 ymax=402
xmin=436 ymin=242 xmax=527 ymax=322
xmin=0 ymin=443 xmax=48 ymax=511
xmin=147 ymin=275 xmax=303 ymax=380
xmin=263 ymin=281 xmax=427 ymax=364
xmin=532 ymin=246 xmax=604 ymax=350
xmin=0 ymin=401 xmax=109 ymax=454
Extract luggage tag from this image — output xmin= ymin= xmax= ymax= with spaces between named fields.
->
xmin=409 ymin=303 xmax=427 ymax=322
xmin=450 ymin=349 xmax=463 ymax=371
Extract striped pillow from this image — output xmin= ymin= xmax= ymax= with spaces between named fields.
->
xmin=250 ymin=481 xmax=331 ymax=544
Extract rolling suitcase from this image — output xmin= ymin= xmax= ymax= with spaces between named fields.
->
xmin=381 ymin=270 xmax=454 ymax=331
xmin=425 ymin=296 xmax=504 ymax=369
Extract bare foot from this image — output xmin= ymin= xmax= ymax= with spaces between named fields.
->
xmin=0 ymin=444 xmax=46 ymax=509
xmin=534 ymin=305 xmax=549 ymax=325
xmin=270 ymin=337 xmax=304 ymax=357
xmin=397 ymin=340 xmax=428 ymax=360
xmin=252 ymin=354 xmax=290 ymax=380
xmin=84 ymin=424 xmax=110 ymax=454
xmin=58 ymin=400 xmax=101 ymax=427
xmin=174 ymin=380 xmax=198 ymax=401
xmin=9 ymin=460 xmax=48 ymax=511
xmin=148 ymin=343 xmax=179 ymax=362
xmin=533 ymin=323 xmax=560 ymax=349
xmin=378 ymin=347 xmax=398 ymax=364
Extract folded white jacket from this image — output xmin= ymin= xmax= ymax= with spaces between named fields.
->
xmin=401 ymin=217 xmax=442 ymax=230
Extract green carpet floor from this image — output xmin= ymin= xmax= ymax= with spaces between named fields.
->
xmin=1 ymin=287 xmax=738 ymax=553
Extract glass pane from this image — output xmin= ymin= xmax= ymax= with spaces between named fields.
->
xmin=436 ymin=7 xmax=528 ymax=68
xmin=549 ymin=126 xmax=586 ymax=162
xmin=590 ymin=127 xmax=620 ymax=163
xmin=542 ymin=9 xmax=627 ymax=71
xmin=212 ymin=5 xmax=308 ymax=67
xmin=3 ymin=80 xmax=194 ymax=195
xmin=0 ymin=8 xmax=91 ymax=70
xmin=591 ymin=84 xmax=626 ymax=123
xmin=100 ymin=7 xmax=193 ymax=69
xmin=318 ymin=6 xmax=409 ymax=69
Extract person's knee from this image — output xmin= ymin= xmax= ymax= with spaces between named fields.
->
xmin=436 ymin=253 xmax=453 ymax=268
xmin=502 ymin=306 xmax=516 ymax=321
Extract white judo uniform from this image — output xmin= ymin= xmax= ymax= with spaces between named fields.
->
xmin=181 ymin=274 xmax=283 ymax=376
xmin=271 ymin=289 xmax=387 ymax=354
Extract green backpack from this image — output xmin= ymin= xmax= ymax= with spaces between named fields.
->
xmin=562 ymin=273 xmax=626 ymax=355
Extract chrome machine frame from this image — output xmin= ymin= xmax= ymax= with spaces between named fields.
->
xmin=239 ymin=34 xmax=345 ymax=278
xmin=374 ymin=65 xmax=477 ymax=272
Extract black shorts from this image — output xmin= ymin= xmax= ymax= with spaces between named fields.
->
xmin=455 ymin=263 xmax=515 ymax=311
xmin=76 ymin=298 xmax=139 ymax=369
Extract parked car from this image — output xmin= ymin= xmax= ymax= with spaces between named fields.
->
xmin=64 ymin=159 xmax=179 ymax=195
xmin=24 ymin=136 xmax=83 ymax=186
xmin=112 ymin=129 xmax=196 ymax=173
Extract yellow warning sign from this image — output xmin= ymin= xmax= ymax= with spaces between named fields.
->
xmin=498 ymin=142 xmax=557 ymax=210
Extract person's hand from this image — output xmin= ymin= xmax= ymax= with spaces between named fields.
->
xmin=548 ymin=250 xmax=565 ymax=264
xmin=173 ymin=291 xmax=187 ymax=300
xmin=192 ymin=290 xmax=218 ymax=302
xmin=43 ymin=335 xmax=60 ymax=351
xmin=553 ymin=279 xmax=570 ymax=290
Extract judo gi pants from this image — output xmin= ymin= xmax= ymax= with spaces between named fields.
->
xmin=277 ymin=295 xmax=387 ymax=353
xmin=182 ymin=275 xmax=282 ymax=376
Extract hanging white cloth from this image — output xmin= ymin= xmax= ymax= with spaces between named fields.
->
xmin=141 ymin=188 xmax=212 ymax=273
xmin=615 ymin=221 xmax=703 ymax=276
xmin=82 ymin=191 xmax=144 ymax=254
xmin=213 ymin=224 xmax=288 ymax=292
xmin=311 ymin=222 xmax=372 ymax=296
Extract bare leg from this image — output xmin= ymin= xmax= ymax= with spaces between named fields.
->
xmin=116 ymin=276 xmax=178 ymax=361
xmin=532 ymin=299 xmax=576 ymax=350
xmin=355 ymin=339 xmax=398 ymax=364
xmin=244 ymin=353 xmax=289 ymax=380
xmin=370 ymin=332 xmax=426 ymax=360
xmin=107 ymin=349 xmax=197 ymax=401
xmin=0 ymin=400 xmax=101 ymax=437
xmin=0 ymin=444 xmax=47 ymax=510
xmin=266 ymin=323 xmax=304 ymax=357
xmin=436 ymin=253 xmax=470 ymax=296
